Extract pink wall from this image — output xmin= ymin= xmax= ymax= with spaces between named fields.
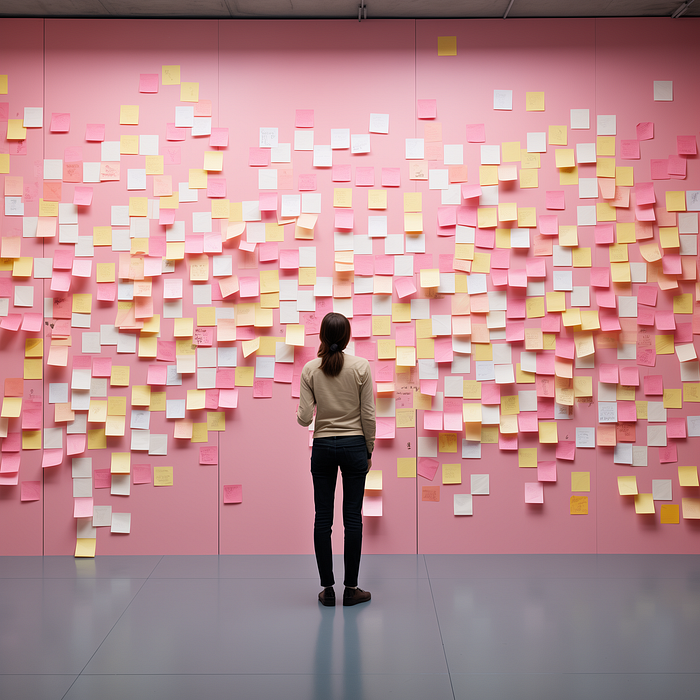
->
xmin=1 ymin=18 xmax=699 ymax=555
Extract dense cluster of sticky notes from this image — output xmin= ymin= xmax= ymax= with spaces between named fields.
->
xmin=2 ymin=52 xmax=700 ymax=560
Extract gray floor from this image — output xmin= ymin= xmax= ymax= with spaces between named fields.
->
xmin=1 ymin=555 xmax=699 ymax=700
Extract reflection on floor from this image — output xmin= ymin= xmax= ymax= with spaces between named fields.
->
xmin=1 ymin=554 xmax=699 ymax=699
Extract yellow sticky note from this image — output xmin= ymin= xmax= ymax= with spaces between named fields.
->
xmin=548 ymin=125 xmax=567 ymax=146
xmin=120 ymin=135 xmax=139 ymax=155
xmin=615 ymin=166 xmax=634 ymax=186
xmin=519 ymin=168 xmax=539 ymax=189
xmin=420 ymin=268 xmax=440 ymax=288
xmin=7 ymin=119 xmax=27 ymax=140
xmin=555 ymin=149 xmax=575 ymax=168
xmin=333 ymin=188 xmax=352 ymax=208
xmin=162 ymin=65 xmax=181 ymax=85
xmin=502 ymin=141 xmax=521 ymax=162
xmin=437 ymin=36 xmax=457 ymax=56
xmin=404 ymin=212 xmax=423 ymax=232
xmin=477 ymin=207 xmax=497 ymax=228
xmin=235 ymin=367 xmax=254 ymax=386
xmin=526 ymin=297 xmax=545 ymax=319
xmin=570 ymin=496 xmax=588 ymax=515
xmin=538 ymin=421 xmax=558 ymax=444
xmin=207 ymin=412 xmax=225 ymax=432
xmin=129 ymin=197 xmax=148 ymax=217
xmin=397 ymin=457 xmax=416 ymax=478
xmin=596 ymin=157 xmax=616 ymax=178
xmin=663 ymin=388 xmax=682 ymax=409
xmin=75 ymin=539 xmax=96 ymax=558
xmin=154 ymin=466 xmax=174 ymax=486
xmin=596 ymin=136 xmax=615 ymax=156
xmin=618 ymin=475 xmax=638 ymax=496
xmin=180 ymin=82 xmax=199 ymax=102
xmin=655 ymin=335 xmax=675 ymax=355
xmin=372 ymin=316 xmax=391 ymax=336
xmin=368 ymin=189 xmax=387 ymax=210
xmin=0 ymin=75 xmax=7 ymax=94
xmin=666 ymin=191 xmax=686 ymax=212
xmin=678 ymin=465 xmax=699 ymax=487
xmin=439 ymin=433 xmax=458 ymax=453
xmin=111 ymin=452 xmax=131 ymax=474
xmin=132 ymin=385 xmax=152 ymax=407
xmin=189 ymin=169 xmax=208 ymax=189
xmin=145 ymin=155 xmax=164 ymax=175
xmin=442 ymin=464 xmax=461 ymax=484
xmin=286 ymin=324 xmax=305 ymax=346
xmin=110 ymin=366 xmax=130 ymax=387
xmin=635 ymin=493 xmax=655 ymax=514
xmin=120 ymin=105 xmax=139 ymax=125
xmin=526 ymin=91 xmax=545 ymax=111
xmin=518 ymin=448 xmax=537 ymax=468
xmin=571 ymin=472 xmax=590 ymax=492
xmin=660 ymin=504 xmax=680 ymax=524
xmin=204 ymin=151 xmax=223 ymax=172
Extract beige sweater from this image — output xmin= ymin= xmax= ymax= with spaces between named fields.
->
xmin=297 ymin=354 xmax=376 ymax=455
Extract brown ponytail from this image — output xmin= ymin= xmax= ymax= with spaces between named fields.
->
xmin=318 ymin=312 xmax=351 ymax=377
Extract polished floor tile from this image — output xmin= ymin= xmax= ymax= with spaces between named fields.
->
xmin=64 ymin=672 xmax=454 ymax=700
xmin=2 ymin=554 xmax=699 ymax=700
xmin=0 ymin=577 xmax=146 ymax=674
xmin=0 ymin=675 xmax=77 ymax=700
xmin=84 ymin=575 xmax=447 ymax=676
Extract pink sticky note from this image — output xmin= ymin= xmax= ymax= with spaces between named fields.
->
xmin=93 ymin=469 xmax=110 ymax=489
xmin=545 ymin=191 xmax=565 ymax=210
xmin=295 ymin=109 xmax=314 ymax=128
xmin=279 ymin=249 xmax=299 ymax=269
xmin=506 ymin=321 xmax=524 ymax=342
xmin=667 ymin=417 xmax=687 ymax=439
xmin=355 ymin=167 xmax=374 ymax=186
xmin=491 ymin=269 xmax=508 ymax=287
xmin=420 ymin=379 xmax=438 ymax=397
xmin=556 ymin=441 xmax=576 ymax=461
xmin=655 ymin=310 xmax=676 ymax=330
xmin=617 ymin=402 xmax=637 ymax=422
xmin=481 ymin=384 xmax=501 ymax=405
xmin=668 ymin=155 xmax=687 ymax=177
xmin=253 ymin=379 xmax=273 ymax=398
xmin=210 ymin=128 xmax=229 ymax=147
xmin=659 ymin=445 xmax=678 ymax=464
xmin=66 ymin=434 xmax=86 ymax=456
xmin=73 ymin=186 xmax=93 ymax=206
xmin=508 ymin=269 xmax=528 ymax=288
xmin=538 ymin=214 xmax=558 ymax=235
xmin=273 ymin=363 xmax=294 ymax=384
xmin=394 ymin=277 xmax=417 ymax=298
xmin=332 ymin=164 xmax=352 ymax=182
xmin=259 ymin=192 xmax=278 ymax=211
xmin=536 ymin=354 xmax=556 ymax=376
xmin=417 ymin=457 xmax=439 ymax=481
xmin=677 ymin=135 xmax=697 ymax=155
xmin=352 ymin=316 xmax=372 ymax=338
xmin=334 ymin=209 xmax=354 ymax=229
xmin=590 ymin=267 xmax=610 ymax=288
xmin=417 ymin=99 xmax=437 ymax=119
xmin=620 ymin=140 xmax=640 ymax=160
xmin=594 ymin=223 xmax=614 ymax=245
xmin=139 ymin=73 xmax=159 ymax=93
xmin=50 ymin=113 xmax=70 ymax=132
xmin=636 ymin=307 xmax=655 ymax=326
xmin=437 ymin=206 xmax=457 ymax=227
xmin=21 ymin=481 xmax=41 ymax=502
xmin=525 ymin=482 xmax=544 ymax=504
xmin=159 ymin=208 xmax=175 ymax=226
xmin=637 ymin=122 xmax=654 ymax=140
xmin=249 ymin=148 xmax=270 ymax=167
xmin=599 ymin=364 xmax=619 ymax=384
xmin=376 ymin=417 xmax=395 ymax=439
xmin=620 ymin=367 xmax=639 ymax=386
xmin=259 ymin=242 xmax=279 ymax=262
xmin=21 ymin=314 xmax=43 ymax=332
xmin=381 ymin=168 xmax=401 ymax=187
xmin=634 ymin=182 xmax=656 ymax=205
xmin=434 ymin=338 xmax=453 ymax=363
xmin=644 ymin=375 xmax=663 ymax=395
xmin=130 ymin=465 xmax=150 ymax=484
xmin=374 ymin=255 xmax=394 ymax=275
xmin=207 ymin=178 xmax=226 ymax=198
xmin=492 ymin=249 xmax=510 ymax=270
xmin=466 ymin=123 xmax=485 ymax=142
xmin=74 ymin=497 xmax=93 ymax=518
xmin=555 ymin=337 xmax=575 ymax=359
xmin=650 ymin=159 xmax=669 ymax=180
xmin=97 ymin=283 xmax=117 ymax=302
xmin=298 ymin=174 xmax=316 ymax=191
xmin=0 ymin=452 xmax=20 ymax=474
xmin=223 ymin=484 xmax=243 ymax=503
xmin=423 ymin=411 xmax=443 ymax=431
xmin=537 ymin=461 xmax=557 ymax=482
xmin=637 ymin=284 xmax=658 ymax=307
xmin=218 ymin=389 xmax=238 ymax=409
xmin=92 ymin=357 xmax=112 ymax=377
xmin=239 ymin=276 xmax=260 ymax=298
xmin=85 ymin=123 xmax=105 ymax=141
xmin=147 ymin=364 xmax=168 ymax=385
xmin=42 ymin=448 xmax=63 ymax=469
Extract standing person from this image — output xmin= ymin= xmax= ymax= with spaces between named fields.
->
xmin=297 ymin=312 xmax=376 ymax=607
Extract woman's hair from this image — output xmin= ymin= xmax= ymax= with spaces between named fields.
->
xmin=318 ymin=313 xmax=351 ymax=377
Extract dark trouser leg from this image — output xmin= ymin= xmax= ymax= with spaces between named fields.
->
xmin=311 ymin=441 xmax=338 ymax=587
xmin=338 ymin=438 xmax=368 ymax=588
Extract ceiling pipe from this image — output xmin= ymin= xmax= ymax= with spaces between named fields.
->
xmin=503 ymin=0 xmax=515 ymax=18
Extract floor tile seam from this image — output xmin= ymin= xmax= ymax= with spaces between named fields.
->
xmin=425 ymin=565 xmax=457 ymax=700
xmin=64 ymin=574 xmax=153 ymax=696
xmin=70 ymin=671 xmax=456 ymax=677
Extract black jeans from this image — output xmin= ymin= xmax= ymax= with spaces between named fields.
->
xmin=310 ymin=435 xmax=368 ymax=588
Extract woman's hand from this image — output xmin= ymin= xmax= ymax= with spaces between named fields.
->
xmin=366 ymin=459 xmax=372 ymax=473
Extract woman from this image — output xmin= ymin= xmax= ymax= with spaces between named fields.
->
xmin=297 ymin=312 xmax=376 ymax=607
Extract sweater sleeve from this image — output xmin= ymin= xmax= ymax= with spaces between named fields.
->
xmin=359 ymin=362 xmax=376 ymax=454
xmin=296 ymin=367 xmax=315 ymax=427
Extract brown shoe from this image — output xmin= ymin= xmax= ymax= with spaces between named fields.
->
xmin=318 ymin=587 xmax=335 ymax=607
xmin=343 ymin=587 xmax=371 ymax=606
